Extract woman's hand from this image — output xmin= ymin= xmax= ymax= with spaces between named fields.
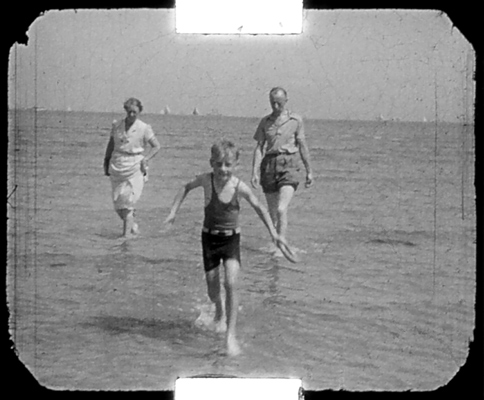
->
xmin=140 ymin=158 xmax=148 ymax=175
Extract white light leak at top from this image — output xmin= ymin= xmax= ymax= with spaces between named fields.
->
xmin=176 ymin=0 xmax=303 ymax=34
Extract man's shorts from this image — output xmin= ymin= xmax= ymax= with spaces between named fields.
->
xmin=260 ymin=153 xmax=300 ymax=194
xmin=201 ymin=231 xmax=241 ymax=272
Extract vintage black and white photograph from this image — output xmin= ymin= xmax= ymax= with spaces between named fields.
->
xmin=7 ymin=3 xmax=477 ymax=392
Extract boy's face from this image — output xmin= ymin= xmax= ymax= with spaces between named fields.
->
xmin=211 ymin=152 xmax=238 ymax=182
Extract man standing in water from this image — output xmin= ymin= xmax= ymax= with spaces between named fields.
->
xmin=251 ymin=87 xmax=313 ymax=255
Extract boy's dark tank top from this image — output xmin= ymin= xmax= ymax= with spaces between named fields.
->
xmin=203 ymin=173 xmax=240 ymax=230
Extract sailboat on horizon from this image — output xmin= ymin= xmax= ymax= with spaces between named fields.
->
xmin=161 ymin=105 xmax=171 ymax=115
xmin=192 ymin=107 xmax=201 ymax=116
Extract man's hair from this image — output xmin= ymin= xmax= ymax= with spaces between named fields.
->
xmin=269 ymin=87 xmax=288 ymax=98
xmin=123 ymin=97 xmax=143 ymax=112
xmin=211 ymin=139 xmax=240 ymax=161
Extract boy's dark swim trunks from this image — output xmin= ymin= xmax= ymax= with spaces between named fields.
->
xmin=201 ymin=231 xmax=241 ymax=272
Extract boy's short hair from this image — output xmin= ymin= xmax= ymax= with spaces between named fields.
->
xmin=211 ymin=139 xmax=240 ymax=162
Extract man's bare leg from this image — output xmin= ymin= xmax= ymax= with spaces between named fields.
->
xmin=264 ymin=192 xmax=281 ymax=254
xmin=276 ymin=185 xmax=296 ymax=240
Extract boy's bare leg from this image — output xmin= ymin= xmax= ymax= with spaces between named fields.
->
xmin=205 ymin=267 xmax=225 ymax=331
xmin=224 ymin=258 xmax=241 ymax=356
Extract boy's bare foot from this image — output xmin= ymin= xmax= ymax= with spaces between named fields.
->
xmin=213 ymin=306 xmax=227 ymax=333
xmin=226 ymin=335 xmax=241 ymax=356
xmin=213 ymin=319 xmax=227 ymax=333
xmin=131 ymin=222 xmax=139 ymax=235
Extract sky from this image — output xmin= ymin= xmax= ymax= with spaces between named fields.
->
xmin=8 ymin=8 xmax=475 ymax=122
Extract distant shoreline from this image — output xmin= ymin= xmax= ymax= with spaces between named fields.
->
xmin=7 ymin=108 xmax=473 ymax=126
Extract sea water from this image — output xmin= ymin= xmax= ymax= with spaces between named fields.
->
xmin=7 ymin=110 xmax=476 ymax=390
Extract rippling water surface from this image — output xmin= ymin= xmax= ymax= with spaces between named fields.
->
xmin=7 ymin=110 xmax=475 ymax=390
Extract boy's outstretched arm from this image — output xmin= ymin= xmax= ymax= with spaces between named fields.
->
xmin=238 ymin=181 xmax=280 ymax=242
xmin=164 ymin=175 xmax=203 ymax=226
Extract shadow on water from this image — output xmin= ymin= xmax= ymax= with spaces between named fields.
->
xmin=40 ymin=252 xmax=76 ymax=268
xmin=81 ymin=315 xmax=225 ymax=359
xmin=368 ymin=238 xmax=416 ymax=247
xmin=82 ymin=315 xmax=203 ymax=344
xmin=248 ymin=257 xmax=301 ymax=308
xmin=364 ymin=229 xmax=431 ymax=247
xmin=95 ymin=230 xmax=122 ymax=240
xmin=94 ymin=247 xmax=188 ymax=273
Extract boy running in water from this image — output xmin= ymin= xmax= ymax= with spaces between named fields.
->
xmin=164 ymin=139 xmax=289 ymax=356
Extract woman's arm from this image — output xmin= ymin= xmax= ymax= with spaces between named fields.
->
xmin=103 ymin=136 xmax=114 ymax=176
xmin=144 ymin=136 xmax=161 ymax=162
xmin=141 ymin=136 xmax=161 ymax=174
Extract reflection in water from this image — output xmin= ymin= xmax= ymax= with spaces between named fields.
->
xmin=96 ymin=241 xmax=132 ymax=274
xmin=268 ymin=262 xmax=279 ymax=296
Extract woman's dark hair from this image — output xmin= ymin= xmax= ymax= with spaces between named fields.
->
xmin=123 ymin=97 xmax=143 ymax=112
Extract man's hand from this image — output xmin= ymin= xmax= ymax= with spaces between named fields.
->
xmin=163 ymin=213 xmax=175 ymax=226
xmin=251 ymin=174 xmax=260 ymax=189
xmin=160 ymin=214 xmax=176 ymax=233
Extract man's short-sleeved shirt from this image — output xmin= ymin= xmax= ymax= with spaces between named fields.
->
xmin=111 ymin=118 xmax=155 ymax=155
xmin=253 ymin=110 xmax=305 ymax=154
